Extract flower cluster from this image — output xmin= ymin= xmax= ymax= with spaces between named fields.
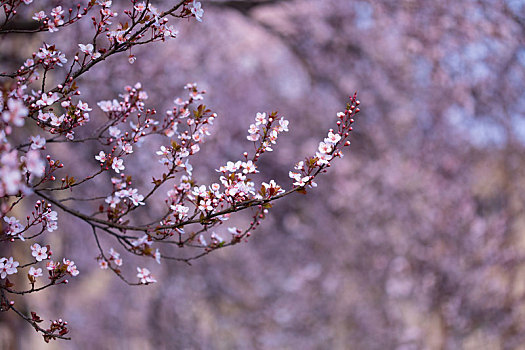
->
xmin=0 ymin=257 xmax=19 ymax=279
xmin=0 ymin=0 xmax=360 ymax=342
xmin=136 ymin=267 xmax=156 ymax=284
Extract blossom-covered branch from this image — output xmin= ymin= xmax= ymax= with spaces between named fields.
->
xmin=0 ymin=0 xmax=359 ymax=341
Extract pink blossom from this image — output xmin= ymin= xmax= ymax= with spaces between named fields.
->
xmin=63 ymin=258 xmax=79 ymax=276
xmin=30 ymin=135 xmax=46 ymax=149
xmin=36 ymin=93 xmax=59 ymax=107
xmin=49 ymin=113 xmax=64 ymax=127
xmin=278 ymin=117 xmax=289 ymax=132
xmin=132 ymin=235 xmax=152 ymax=247
xmin=109 ymin=126 xmax=121 ymax=137
xmin=318 ymin=141 xmax=333 ymax=154
xmin=4 ymin=216 xmax=24 ymax=239
xmin=134 ymin=2 xmax=147 ymax=12
xmin=136 ymin=267 xmax=156 ymax=284
xmin=28 ymin=266 xmax=43 ymax=278
xmin=77 ymin=100 xmax=92 ymax=111
xmin=31 ymin=243 xmax=48 ymax=262
xmin=255 ymin=112 xmax=267 ymax=125
xmin=0 ymin=257 xmax=19 ymax=279
xmin=105 ymin=195 xmax=121 ymax=208
xmin=248 ymin=124 xmax=259 ymax=134
xmin=25 ymin=150 xmax=45 ymax=177
xmin=98 ymin=99 xmax=121 ymax=112
xmin=112 ymin=157 xmax=125 ymax=173
xmin=2 ymin=98 xmax=28 ymax=127
xmin=190 ymin=0 xmax=204 ymax=22
xmin=32 ymin=11 xmax=45 ymax=21
xmin=46 ymin=260 xmax=59 ymax=271
xmin=99 ymin=260 xmax=109 ymax=269
xmin=130 ymin=192 xmax=145 ymax=206
xmin=242 ymin=160 xmax=258 ymax=174
xmin=171 ymin=204 xmax=189 ymax=219
xmin=95 ymin=151 xmax=107 ymax=163
xmin=78 ymin=44 xmax=94 ymax=55
xmin=315 ymin=152 xmax=332 ymax=165
xmin=50 ymin=6 xmax=64 ymax=17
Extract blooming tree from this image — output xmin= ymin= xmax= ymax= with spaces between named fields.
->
xmin=0 ymin=0 xmax=359 ymax=342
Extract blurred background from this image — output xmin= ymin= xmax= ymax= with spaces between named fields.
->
xmin=2 ymin=0 xmax=525 ymax=348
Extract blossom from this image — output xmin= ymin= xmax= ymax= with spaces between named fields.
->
xmin=136 ymin=267 xmax=156 ymax=284
xmin=46 ymin=260 xmax=59 ymax=271
xmin=278 ymin=117 xmax=289 ymax=132
xmin=49 ymin=113 xmax=64 ymax=127
xmin=97 ymin=0 xmax=112 ymax=7
xmin=247 ymin=134 xmax=260 ymax=142
xmin=51 ymin=6 xmax=64 ymax=17
xmin=108 ymin=126 xmax=121 ymax=137
xmin=129 ymin=189 xmax=145 ymax=206
xmin=95 ymin=151 xmax=107 ymax=162
xmin=33 ymin=11 xmax=45 ymax=21
xmin=324 ymin=130 xmax=341 ymax=144
xmin=171 ymin=204 xmax=189 ymax=219
xmin=242 ymin=160 xmax=258 ymax=174
xmin=79 ymin=43 xmax=94 ymax=54
xmin=77 ymin=100 xmax=92 ymax=111
xmin=31 ymin=243 xmax=48 ymax=262
xmin=2 ymin=98 xmax=28 ymax=127
xmin=108 ymin=248 xmax=119 ymax=260
xmin=99 ymin=260 xmax=109 ymax=269
xmin=315 ymin=152 xmax=332 ymax=165
xmin=134 ymin=2 xmax=146 ymax=12
xmin=37 ymin=111 xmax=52 ymax=122
xmin=255 ymin=112 xmax=267 ymax=125
xmin=28 ymin=266 xmax=43 ymax=278
xmin=108 ymin=248 xmax=123 ymax=266
xmin=156 ymin=146 xmax=170 ymax=156
xmin=198 ymin=199 xmax=213 ymax=212
xmin=30 ymin=135 xmax=46 ymax=149
xmin=105 ymin=195 xmax=121 ymax=208
xmin=192 ymin=185 xmax=207 ymax=198
xmin=261 ymin=180 xmax=285 ymax=196
xmin=289 ymin=171 xmax=311 ymax=186
xmin=4 ymin=216 xmax=24 ymax=239
xmin=112 ymin=157 xmax=125 ymax=173
xmin=43 ymin=210 xmax=58 ymax=232
xmin=25 ymin=150 xmax=45 ymax=177
xmin=98 ymin=99 xmax=121 ymax=112
xmin=132 ymin=235 xmax=152 ymax=247
xmin=36 ymin=93 xmax=59 ymax=107
xmin=318 ymin=141 xmax=333 ymax=154
xmin=191 ymin=1 xmax=204 ymax=22
xmin=119 ymin=141 xmax=133 ymax=154
xmin=63 ymin=258 xmax=79 ymax=276
xmin=0 ymin=257 xmax=19 ymax=279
